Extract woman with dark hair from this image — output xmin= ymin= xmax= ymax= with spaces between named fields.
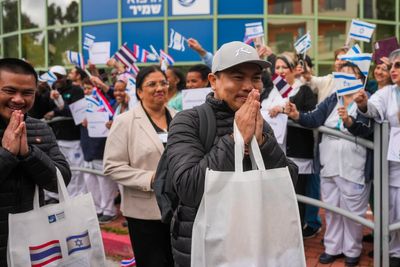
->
xmin=186 ymin=64 xmax=211 ymax=89
xmin=104 ymin=66 xmax=175 ymax=267
xmin=166 ymin=66 xmax=186 ymax=111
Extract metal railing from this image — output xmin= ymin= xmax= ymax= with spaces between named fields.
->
xmin=287 ymin=120 xmax=389 ymax=267
xmin=48 ymin=116 xmax=391 ymax=266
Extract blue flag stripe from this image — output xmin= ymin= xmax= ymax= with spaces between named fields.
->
xmin=333 ymin=74 xmax=358 ymax=80
xmin=68 ymin=244 xmax=91 ymax=255
xmin=30 ymin=246 xmax=61 ymax=261
xmin=349 ymin=33 xmax=370 ymax=41
xmin=337 ymin=84 xmax=364 ymax=94
xmin=353 ymin=21 xmax=376 ymax=29
xmin=66 ymin=231 xmax=89 ymax=241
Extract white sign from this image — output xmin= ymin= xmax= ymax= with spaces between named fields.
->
xmin=261 ymin=111 xmax=288 ymax=145
xmin=127 ymin=0 xmax=162 ymax=16
xmin=86 ymin=111 xmax=109 ymax=138
xmin=387 ymin=127 xmax=400 ymax=162
xmin=89 ymin=42 xmax=110 ymax=65
xmin=172 ymin=0 xmax=210 ymax=15
xmin=182 ymin=87 xmax=212 ymax=110
xmin=69 ymin=98 xmax=87 ymax=125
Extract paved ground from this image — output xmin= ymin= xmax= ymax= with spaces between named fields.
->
xmin=102 ymin=209 xmax=374 ymax=267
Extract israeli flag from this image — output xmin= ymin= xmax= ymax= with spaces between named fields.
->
xmin=333 ymin=72 xmax=364 ymax=96
xmin=347 ymin=44 xmax=362 ymax=55
xmin=66 ymin=230 xmax=91 ymax=255
xmin=294 ymin=32 xmax=311 ymax=54
xmin=66 ymin=50 xmax=85 ymax=69
xmin=245 ymin=22 xmax=264 ymax=39
xmin=168 ymin=28 xmax=186 ymax=52
xmin=83 ymin=33 xmax=96 ymax=50
xmin=38 ymin=71 xmax=57 ymax=86
xmin=338 ymin=53 xmax=372 ymax=76
xmin=348 ymin=19 xmax=376 ymax=43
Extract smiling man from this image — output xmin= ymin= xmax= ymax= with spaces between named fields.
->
xmin=0 ymin=58 xmax=71 ymax=265
xmin=165 ymin=41 xmax=298 ymax=267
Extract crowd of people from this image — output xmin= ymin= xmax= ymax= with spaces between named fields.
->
xmin=1 ymin=33 xmax=400 ymax=267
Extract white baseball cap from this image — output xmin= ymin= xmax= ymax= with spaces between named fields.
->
xmin=212 ymin=41 xmax=271 ymax=73
xmin=49 ymin=65 xmax=67 ymax=76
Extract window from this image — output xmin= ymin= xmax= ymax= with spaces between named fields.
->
xmin=3 ymin=35 xmax=18 ymax=58
xmin=22 ymin=32 xmax=45 ymax=67
xmin=48 ymin=0 xmax=79 ymax=25
xmin=48 ymin=27 xmax=78 ymax=66
xmin=21 ymin=0 xmax=45 ymax=29
xmin=2 ymin=0 xmax=18 ymax=33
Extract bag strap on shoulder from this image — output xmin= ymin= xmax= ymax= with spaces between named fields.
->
xmin=195 ymin=103 xmax=216 ymax=151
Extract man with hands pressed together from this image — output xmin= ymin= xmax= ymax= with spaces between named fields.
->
xmin=165 ymin=41 xmax=298 ymax=267
xmin=0 ymin=58 xmax=71 ymax=265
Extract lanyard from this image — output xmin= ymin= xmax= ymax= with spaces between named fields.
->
xmin=336 ymin=101 xmax=354 ymax=130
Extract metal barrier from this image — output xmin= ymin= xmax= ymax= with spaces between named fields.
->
xmin=53 ymin=117 xmax=391 ymax=266
xmin=287 ymin=120 xmax=388 ymax=267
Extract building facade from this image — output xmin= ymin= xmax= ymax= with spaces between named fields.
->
xmin=0 ymin=0 xmax=399 ymax=74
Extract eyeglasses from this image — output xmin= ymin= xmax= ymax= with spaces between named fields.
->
xmin=390 ymin=62 xmax=400 ymax=70
xmin=143 ymin=80 xmax=169 ymax=89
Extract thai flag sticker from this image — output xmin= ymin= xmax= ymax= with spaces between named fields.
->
xmin=66 ymin=230 xmax=91 ymax=255
xmin=29 ymin=240 xmax=62 ymax=267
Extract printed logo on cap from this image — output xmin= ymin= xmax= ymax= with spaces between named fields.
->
xmin=178 ymin=0 xmax=196 ymax=7
xmin=235 ymin=47 xmax=252 ymax=57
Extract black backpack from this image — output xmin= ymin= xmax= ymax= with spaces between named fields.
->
xmin=154 ymin=103 xmax=216 ymax=223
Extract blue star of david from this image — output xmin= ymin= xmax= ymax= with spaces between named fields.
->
xmin=74 ymin=238 xmax=83 ymax=247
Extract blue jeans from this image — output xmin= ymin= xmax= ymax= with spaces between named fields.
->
xmin=304 ymin=173 xmax=322 ymax=229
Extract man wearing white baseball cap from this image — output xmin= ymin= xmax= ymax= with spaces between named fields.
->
xmin=164 ymin=41 xmax=298 ymax=266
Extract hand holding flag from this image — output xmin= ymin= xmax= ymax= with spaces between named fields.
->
xmin=294 ymin=32 xmax=312 ymax=55
xmin=66 ymin=50 xmax=85 ymax=69
xmin=333 ymin=72 xmax=364 ymax=96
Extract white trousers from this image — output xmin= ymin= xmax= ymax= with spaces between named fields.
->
xmin=83 ymin=160 xmax=118 ymax=216
xmin=321 ymin=176 xmax=370 ymax=257
xmin=390 ymin=186 xmax=400 ymax=257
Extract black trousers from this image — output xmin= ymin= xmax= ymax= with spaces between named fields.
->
xmin=126 ymin=217 xmax=174 ymax=267
xmin=295 ymin=174 xmax=308 ymax=227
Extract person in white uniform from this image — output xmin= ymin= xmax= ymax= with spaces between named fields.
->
xmin=286 ymin=62 xmax=374 ymax=266
xmin=354 ymin=48 xmax=400 ymax=267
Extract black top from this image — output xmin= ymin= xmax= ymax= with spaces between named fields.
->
xmin=142 ymin=103 xmax=172 ymax=147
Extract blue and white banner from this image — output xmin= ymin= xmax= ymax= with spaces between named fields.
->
xmin=66 ymin=230 xmax=91 ymax=255
xmin=83 ymin=33 xmax=96 ymax=50
xmin=338 ymin=53 xmax=372 ymax=76
xmin=333 ymin=72 xmax=364 ymax=96
xmin=294 ymin=32 xmax=311 ymax=55
xmin=124 ymin=0 xmax=163 ymax=16
xmin=172 ymin=0 xmax=210 ymax=15
xmin=348 ymin=19 xmax=376 ymax=43
xmin=245 ymin=22 xmax=264 ymax=40
xmin=160 ymin=49 xmax=175 ymax=65
xmin=168 ymin=28 xmax=186 ymax=52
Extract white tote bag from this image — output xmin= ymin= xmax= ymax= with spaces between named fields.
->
xmin=191 ymin=122 xmax=306 ymax=267
xmin=7 ymin=169 xmax=106 ymax=267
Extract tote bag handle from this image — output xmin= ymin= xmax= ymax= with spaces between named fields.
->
xmin=234 ymin=121 xmax=266 ymax=172
xmin=33 ymin=168 xmax=70 ymax=210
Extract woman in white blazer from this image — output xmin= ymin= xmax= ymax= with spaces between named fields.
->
xmin=104 ymin=66 xmax=175 ymax=267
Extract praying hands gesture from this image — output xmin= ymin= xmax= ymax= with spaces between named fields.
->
xmin=1 ymin=110 xmax=29 ymax=156
xmin=235 ymin=89 xmax=264 ymax=145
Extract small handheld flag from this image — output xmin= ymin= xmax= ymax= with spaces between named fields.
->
xmin=114 ymin=44 xmax=138 ymax=70
xmin=91 ymin=87 xmax=115 ymax=117
xmin=159 ymin=49 xmax=175 ymax=65
xmin=347 ymin=44 xmax=362 ymax=55
xmin=272 ymin=74 xmax=293 ymax=98
xmin=66 ymin=50 xmax=85 ymax=69
xmin=83 ymin=33 xmax=96 ymax=50
xmin=347 ymin=19 xmax=376 ymax=44
xmin=243 ymin=22 xmax=264 ymax=45
xmin=333 ymin=72 xmax=364 ymax=96
xmin=39 ymin=71 xmax=57 ymax=86
xmin=338 ymin=53 xmax=372 ymax=77
xmin=168 ymin=28 xmax=186 ymax=52
xmin=133 ymin=44 xmax=150 ymax=63
xmin=294 ymin=32 xmax=311 ymax=55
xmin=121 ymin=257 xmax=136 ymax=267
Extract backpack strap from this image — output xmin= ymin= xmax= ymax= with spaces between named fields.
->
xmin=195 ymin=103 xmax=216 ymax=151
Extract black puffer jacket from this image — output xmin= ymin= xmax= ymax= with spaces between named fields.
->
xmin=166 ymin=94 xmax=298 ymax=267
xmin=0 ymin=116 xmax=71 ymax=265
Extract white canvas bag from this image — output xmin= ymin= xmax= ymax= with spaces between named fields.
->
xmin=7 ymin=168 xmax=106 ymax=267
xmin=191 ymin=122 xmax=306 ymax=267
